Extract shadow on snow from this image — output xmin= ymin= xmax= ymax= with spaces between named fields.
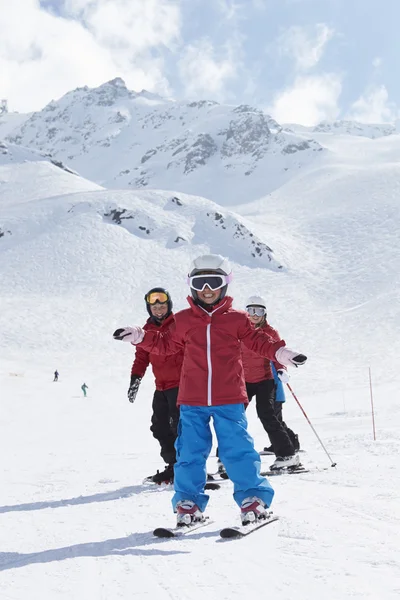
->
xmin=0 ymin=484 xmax=162 ymax=514
xmin=0 ymin=531 xmax=188 ymax=571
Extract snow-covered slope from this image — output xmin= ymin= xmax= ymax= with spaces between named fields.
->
xmin=287 ymin=119 xmax=400 ymax=139
xmin=1 ymin=104 xmax=400 ymax=600
xmin=0 ymin=141 xmax=102 ymax=209
xmin=235 ymin=130 xmax=400 ymax=392
xmin=5 ymin=78 xmax=324 ymax=205
xmin=0 ymin=111 xmax=30 ymax=139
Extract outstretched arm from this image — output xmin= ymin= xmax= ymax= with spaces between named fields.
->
xmin=113 ymin=323 xmax=184 ymax=355
xmin=238 ymin=316 xmax=306 ymax=367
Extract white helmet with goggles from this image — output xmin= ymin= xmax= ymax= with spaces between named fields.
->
xmin=246 ymin=295 xmax=266 ymax=309
xmin=246 ymin=295 xmax=267 ymax=317
xmin=188 ymin=254 xmax=232 ymax=304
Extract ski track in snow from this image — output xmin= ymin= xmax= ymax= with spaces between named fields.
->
xmin=1 ymin=373 xmax=399 ymax=600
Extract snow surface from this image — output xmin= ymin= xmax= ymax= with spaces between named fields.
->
xmin=1 ymin=99 xmax=400 ymax=599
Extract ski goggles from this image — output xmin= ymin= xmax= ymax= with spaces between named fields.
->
xmin=246 ymin=306 xmax=266 ymax=317
xmin=187 ymin=273 xmax=232 ymax=291
xmin=146 ymin=291 xmax=169 ymax=304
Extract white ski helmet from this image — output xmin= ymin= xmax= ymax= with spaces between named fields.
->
xmin=246 ymin=295 xmax=267 ymax=309
xmin=188 ymin=254 xmax=232 ymax=304
xmin=188 ymin=254 xmax=231 ymax=277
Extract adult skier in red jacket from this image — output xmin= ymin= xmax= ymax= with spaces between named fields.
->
xmin=114 ymin=254 xmax=307 ymax=527
xmin=129 ymin=288 xmax=183 ymax=484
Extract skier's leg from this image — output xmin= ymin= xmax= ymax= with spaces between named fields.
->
xmin=150 ymin=390 xmax=177 ymax=465
xmin=164 ymin=387 xmax=180 ymax=464
xmin=275 ymin=401 xmax=300 ymax=450
xmin=172 ymin=405 xmax=212 ymax=513
xmin=255 ymin=380 xmax=295 ymax=456
xmin=213 ymin=404 xmax=274 ymax=508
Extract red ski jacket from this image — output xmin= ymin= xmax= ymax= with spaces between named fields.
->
xmin=242 ymin=321 xmax=285 ymax=383
xmin=131 ymin=313 xmax=183 ymax=391
xmin=136 ymin=296 xmax=285 ymax=407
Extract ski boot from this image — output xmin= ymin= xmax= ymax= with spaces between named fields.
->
xmin=149 ymin=464 xmax=174 ymax=484
xmin=240 ymin=497 xmax=268 ymax=526
xmin=176 ymin=500 xmax=205 ymax=527
xmin=292 ymin=434 xmax=300 ymax=452
xmin=217 ymin=459 xmax=229 ymax=480
xmin=269 ymin=454 xmax=300 ymax=471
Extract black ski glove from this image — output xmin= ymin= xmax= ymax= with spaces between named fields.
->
xmin=128 ymin=375 xmax=142 ymax=403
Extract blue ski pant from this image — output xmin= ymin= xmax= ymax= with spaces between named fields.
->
xmin=172 ymin=404 xmax=274 ymax=513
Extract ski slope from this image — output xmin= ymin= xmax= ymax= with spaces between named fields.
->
xmin=1 ymin=124 xmax=400 ymax=599
xmin=1 ymin=368 xmax=399 ymax=599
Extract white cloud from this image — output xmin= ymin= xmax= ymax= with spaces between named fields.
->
xmin=277 ymin=23 xmax=335 ymax=71
xmin=372 ymin=57 xmax=382 ymax=68
xmin=348 ymin=85 xmax=399 ymax=123
xmin=178 ymin=38 xmax=240 ymax=100
xmin=217 ymin=0 xmax=244 ymax=21
xmin=0 ymin=0 xmax=181 ymax=112
xmin=268 ymin=74 xmax=342 ymax=125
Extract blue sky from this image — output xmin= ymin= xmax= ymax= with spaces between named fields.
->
xmin=1 ymin=0 xmax=399 ymax=124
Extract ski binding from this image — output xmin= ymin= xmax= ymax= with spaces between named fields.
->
xmin=220 ymin=514 xmax=279 ymax=539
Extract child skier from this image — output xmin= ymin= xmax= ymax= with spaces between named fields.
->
xmin=113 ymin=254 xmax=307 ymax=527
xmin=242 ymin=296 xmax=300 ymax=466
xmin=130 ymin=288 xmax=183 ymax=484
xmin=81 ymin=383 xmax=88 ymax=397
xmin=53 ymin=370 xmax=59 ymax=382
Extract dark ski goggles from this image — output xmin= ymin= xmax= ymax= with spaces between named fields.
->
xmin=188 ymin=273 xmax=232 ymax=291
xmin=246 ymin=306 xmax=266 ymax=317
xmin=146 ymin=291 xmax=169 ymax=304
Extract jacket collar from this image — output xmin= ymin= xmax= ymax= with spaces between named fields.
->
xmin=187 ymin=295 xmax=233 ymax=317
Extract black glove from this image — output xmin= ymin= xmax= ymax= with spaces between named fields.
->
xmin=292 ymin=354 xmax=307 ymax=366
xmin=128 ymin=375 xmax=142 ymax=403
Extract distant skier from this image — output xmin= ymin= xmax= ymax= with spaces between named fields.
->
xmin=81 ymin=383 xmax=88 ymax=397
xmin=53 ymin=370 xmax=59 ymax=382
xmin=113 ymin=254 xmax=307 ymax=528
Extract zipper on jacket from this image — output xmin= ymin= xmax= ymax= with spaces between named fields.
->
xmin=198 ymin=301 xmax=227 ymax=407
xmin=206 ymin=323 xmax=212 ymax=406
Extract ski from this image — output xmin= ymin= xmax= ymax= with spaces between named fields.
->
xmin=142 ymin=477 xmax=172 ymax=486
xmin=205 ymin=482 xmax=221 ymax=490
xmin=260 ymin=449 xmax=305 ymax=455
xmin=143 ymin=477 xmax=220 ymax=490
xmin=208 ymin=472 xmax=229 ymax=481
xmin=153 ymin=517 xmax=212 ymax=538
xmin=220 ymin=514 xmax=279 ymax=539
xmin=261 ymin=466 xmax=328 ymax=476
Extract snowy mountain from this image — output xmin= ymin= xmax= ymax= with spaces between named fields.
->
xmin=287 ymin=119 xmax=400 ymax=139
xmin=0 ymin=140 xmax=76 ymax=174
xmin=5 ymin=78 xmax=324 ymax=205
xmin=1 ymin=95 xmax=400 ymax=600
xmin=0 ymin=110 xmax=30 ymax=139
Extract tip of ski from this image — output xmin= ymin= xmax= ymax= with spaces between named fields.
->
xmin=153 ymin=517 xmax=212 ymax=538
xmin=220 ymin=515 xmax=279 ymax=539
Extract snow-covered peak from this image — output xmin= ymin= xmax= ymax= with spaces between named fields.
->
xmin=312 ymin=120 xmax=396 ymax=139
xmin=6 ymin=80 xmax=324 ymax=205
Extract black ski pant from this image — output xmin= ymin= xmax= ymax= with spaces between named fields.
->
xmin=246 ymin=379 xmax=295 ymax=457
xmin=272 ymin=401 xmax=299 ymax=450
xmin=150 ymin=387 xmax=180 ymax=466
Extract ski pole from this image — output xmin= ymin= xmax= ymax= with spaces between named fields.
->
xmin=286 ymin=383 xmax=337 ymax=468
